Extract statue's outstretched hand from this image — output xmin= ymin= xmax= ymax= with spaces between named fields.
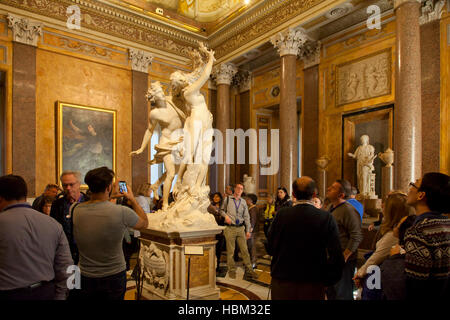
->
xmin=130 ymin=149 xmax=143 ymax=156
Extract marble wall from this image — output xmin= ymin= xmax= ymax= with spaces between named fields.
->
xmin=318 ymin=16 xmax=396 ymax=186
xmin=421 ymin=20 xmax=441 ymax=174
xmin=440 ymin=10 xmax=450 ymax=175
xmin=35 ymin=49 xmax=132 ymax=192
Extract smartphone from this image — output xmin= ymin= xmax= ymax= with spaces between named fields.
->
xmin=119 ymin=181 xmax=128 ymax=194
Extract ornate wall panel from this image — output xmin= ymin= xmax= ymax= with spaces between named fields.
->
xmin=335 ymin=49 xmax=392 ymax=107
xmin=35 ymin=49 xmax=132 ymax=192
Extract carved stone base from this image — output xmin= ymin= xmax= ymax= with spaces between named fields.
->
xmin=361 ymin=198 xmax=382 ymax=218
xmin=139 ymin=227 xmax=223 ymax=300
xmin=381 ymin=166 xmax=394 ymax=200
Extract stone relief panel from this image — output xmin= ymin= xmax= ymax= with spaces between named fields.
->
xmin=336 ymin=49 xmax=391 ymax=107
xmin=140 ymin=240 xmax=171 ymax=297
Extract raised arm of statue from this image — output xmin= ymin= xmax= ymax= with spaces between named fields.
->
xmin=183 ymin=43 xmax=215 ymax=97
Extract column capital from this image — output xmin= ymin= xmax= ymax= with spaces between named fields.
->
xmin=211 ymin=63 xmax=238 ymax=86
xmin=233 ymin=70 xmax=252 ymax=92
xmin=394 ymin=0 xmax=421 ymax=10
xmin=299 ymin=40 xmax=321 ymax=69
xmin=419 ymin=0 xmax=446 ymax=25
xmin=7 ymin=14 xmax=43 ymax=47
xmin=129 ymin=48 xmax=153 ymax=73
xmin=270 ymin=28 xmax=308 ymax=57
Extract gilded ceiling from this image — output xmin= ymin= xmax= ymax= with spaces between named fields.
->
xmin=115 ymin=0 xmax=254 ymax=23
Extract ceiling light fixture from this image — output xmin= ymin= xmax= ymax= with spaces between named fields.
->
xmin=244 ymin=0 xmax=250 ymax=5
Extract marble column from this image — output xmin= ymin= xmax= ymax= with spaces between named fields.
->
xmin=129 ymin=49 xmax=153 ymax=193
xmin=212 ymin=63 xmax=237 ymax=194
xmin=394 ymin=0 xmax=422 ymax=191
xmin=7 ymin=14 xmax=42 ymax=195
xmin=300 ymin=40 xmax=321 ymax=181
xmin=271 ymin=29 xmax=306 ymax=193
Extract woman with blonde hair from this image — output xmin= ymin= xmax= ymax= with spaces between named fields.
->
xmin=354 ymin=191 xmax=411 ymax=299
xmin=135 ymin=183 xmax=152 ymax=213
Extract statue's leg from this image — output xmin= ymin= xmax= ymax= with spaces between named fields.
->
xmin=162 ymin=154 xmax=176 ymax=210
xmin=150 ymin=173 xmax=166 ymax=200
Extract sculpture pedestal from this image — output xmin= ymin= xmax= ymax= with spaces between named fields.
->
xmin=381 ymin=166 xmax=394 ymax=200
xmin=138 ymin=227 xmax=223 ymax=300
xmin=317 ymin=169 xmax=327 ymax=199
xmin=362 ymin=198 xmax=382 ymax=218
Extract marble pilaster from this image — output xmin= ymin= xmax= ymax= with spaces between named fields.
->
xmin=8 ymin=14 xmax=41 ymax=195
xmin=394 ymin=0 xmax=422 ymax=191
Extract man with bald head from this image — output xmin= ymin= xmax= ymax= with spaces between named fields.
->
xmin=267 ymin=176 xmax=345 ymax=300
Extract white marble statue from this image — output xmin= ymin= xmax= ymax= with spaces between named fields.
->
xmin=348 ymin=135 xmax=377 ymax=198
xmin=243 ymin=174 xmax=256 ymax=194
xmin=130 ymin=81 xmax=186 ymax=210
xmin=143 ymin=42 xmax=217 ymax=231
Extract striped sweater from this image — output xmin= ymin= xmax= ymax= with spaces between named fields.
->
xmin=404 ymin=212 xmax=450 ymax=299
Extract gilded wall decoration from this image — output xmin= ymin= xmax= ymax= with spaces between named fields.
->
xmin=213 ymin=0 xmax=323 ymax=58
xmin=2 ymin=0 xmax=198 ymax=58
xmin=336 ymin=49 xmax=391 ymax=107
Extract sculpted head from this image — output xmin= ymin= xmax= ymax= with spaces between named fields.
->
xmin=170 ymin=71 xmax=189 ymax=95
xmin=146 ymin=81 xmax=165 ymax=105
xmin=360 ymin=135 xmax=369 ymax=145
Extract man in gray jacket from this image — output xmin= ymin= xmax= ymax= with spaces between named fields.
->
xmin=326 ymin=179 xmax=363 ymax=300
xmin=220 ymin=183 xmax=258 ymax=280
xmin=0 ymin=175 xmax=73 ymax=300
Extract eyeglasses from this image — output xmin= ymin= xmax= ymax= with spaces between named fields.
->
xmin=409 ymin=182 xmax=419 ymax=190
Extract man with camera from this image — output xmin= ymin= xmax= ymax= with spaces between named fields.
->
xmin=72 ymin=167 xmax=148 ymax=300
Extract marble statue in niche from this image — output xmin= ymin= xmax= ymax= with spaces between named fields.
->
xmin=348 ymin=135 xmax=377 ymax=199
xmin=243 ymin=174 xmax=256 ymax=194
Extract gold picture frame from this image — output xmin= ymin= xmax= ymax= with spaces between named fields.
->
xmin=56 ymin=101 xmax=117 ymax=188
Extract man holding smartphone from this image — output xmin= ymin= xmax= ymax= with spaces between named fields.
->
xmin=72 ymin=167 xmax=148 ymax=300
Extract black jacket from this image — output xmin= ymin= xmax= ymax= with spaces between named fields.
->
xmin=267 ymin=203 xmax=345 ymax=286
xmin=49 ymin=193 xmax=88 ymax=258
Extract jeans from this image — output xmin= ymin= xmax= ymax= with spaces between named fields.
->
xmin=327 ymin=259 xmax=356 ymax=300
xmin=79 ymin=270 xmax=127 ymax=300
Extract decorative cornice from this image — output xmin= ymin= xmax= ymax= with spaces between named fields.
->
xmin=299 ymin=40 xmax=321 ymax=69
xmin=7 ymin=13 xmax=42 ymax=46
xmin=211 ymin=63 xmax=238 ymax=86
xmin=212 ymin=0 xmax=323 ymax=59
xmin=271 ymin=28 xmax=307 ymax=57
xmin=129 ymin=48 xmax=153 ymax=73
xmin=1 ymin=0 xmax=199 ymax=57
xmin=419 ymin=0 xmax=445 ymax=25
xmin=394 ymin=0 xmax=421 ymax=9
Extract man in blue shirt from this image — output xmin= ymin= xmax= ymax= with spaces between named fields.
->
xmin=346 ymin=186 xmax=363 ymax=222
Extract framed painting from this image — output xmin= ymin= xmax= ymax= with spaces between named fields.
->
xmin=56 ymin=102 xmax=116 ymax=187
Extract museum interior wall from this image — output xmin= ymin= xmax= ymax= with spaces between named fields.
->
xmin=1 ymin=0 xmax=449 ymax=198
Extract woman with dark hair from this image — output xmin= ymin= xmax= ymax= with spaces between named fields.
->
xmin=275 ymin=187 xmax=292 ymax=213
xmin=208 ymin=192 xmax=225 ymax=272
xmin=37 ymin=195 xmax=56 ymax=215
